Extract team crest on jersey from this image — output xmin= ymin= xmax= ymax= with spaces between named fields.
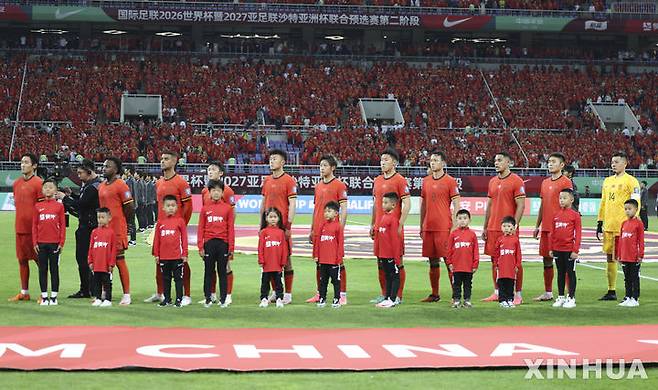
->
xmin=185 ymin=188 xmax=192 ymax=196
xmin=520 ymin=186 xmax=526 ymax=194
xmin=125 ymin=191 xmax=132 ymax=199
xmin=292 ymin=186 xmax=297 ymax=194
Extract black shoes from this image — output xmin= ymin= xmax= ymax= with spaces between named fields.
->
xmin=599 ymin=291 xmax=617 ymax=301
xmin=68 ymin=291 xmax=91 ymax=299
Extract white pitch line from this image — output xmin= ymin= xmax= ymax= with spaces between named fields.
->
xmin=578 ymin=262 xmax=658 ymax=282
xmin=346 ymin=219 xmax=370 ymax=226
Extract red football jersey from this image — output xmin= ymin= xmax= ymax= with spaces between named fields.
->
xmin=258 ymin=226 xmax=289 ymax=272
xmin=486 ymin=173 xmax=526 ymax=232
xmin=494 ymin=234 xmax=522 ymax=280
xmin=421 ymin=173 xmax=460 ymax=232
xmin=201 ymin=184 xmax=235 ymax=206
xmin=375 ymin=212 xmax=401 ymax=264
xmin=312 ymin=178 xmax=348 ymax=234
xmin=616 ymin=218 xmax=645 ymax=262
xmin=540 ymin=175 xmax=573 ymax=231
xmin=262 ymin=173 xmax=297 ymax=226
xmin=98 ymin=178 xmax=133 ymax=238
xmin=549 ymin=207 xmax=582 ymax=253
xmin=32 ymin=198 xmax=66 ymax=247
xmin=156 ymin=174 xmax=192 ymax=222
xmin=317 ymin=219 xmax=344 ymax=265
xmin=197 ymin=200 xmax=235 ymax=252
xmin=153 ymin=215 xmax=189 ymax=260
xmin=87 ymin=226 xmax=117 ymax=272
xmin=373 ymin=173 xmax=410 ymax=225
xmin=13 ymin=175 xmax=44 ymax=234
xmin=447 ymin=227 xmax=480 ymax=273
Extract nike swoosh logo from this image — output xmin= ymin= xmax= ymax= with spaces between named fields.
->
xmin=443 ymin=17 xmax=472 ymax=28
xmin=55 ymin=9 xmax=84 ymax=20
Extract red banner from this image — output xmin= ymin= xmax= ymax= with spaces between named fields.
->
xmin=0 ymin=5 xmax=28 ymax=22
xmin=1 ymin=325 xmax=657 ymax=371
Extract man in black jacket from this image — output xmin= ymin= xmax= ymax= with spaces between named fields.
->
xmin=57 ymin=159 xmax=101 ymax=298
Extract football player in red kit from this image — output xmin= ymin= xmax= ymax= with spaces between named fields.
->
xmin=98 ymin=157 xmax=134 ymax=305
xmin=9 ymin=153 xmax=44 ymax=302
xmin=482 ymin=152 xmax=526 ymax=305
xmin=370 ymin=149 xmax=410 ymax=304
xmin=420 ymin=151 xmax=460 ymax=302
xmin=533 ymin=152 xmax=572 ymax=301
xmin=145 ymin=151 xmax=193 ymax=306
xmin=260 ymin=149 xmax=297 ymax=304
xmin=200 ymin=161 xmax=235 ymax=304
xmin=307 ymin=155 xmax=348 ymax=305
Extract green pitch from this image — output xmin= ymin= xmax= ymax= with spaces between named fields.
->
xmin=1 ymin=212 xmax=657 ymax=388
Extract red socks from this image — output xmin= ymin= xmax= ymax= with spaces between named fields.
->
xmin=398 ymin=266 xmax=406 ymax=299
xmin=227 ymin=271 xmax=233 ymax=294
xmin=378 ymin=266 xmax=386 ymax=296
xmin=429 ymin=266 xmax=440 ymax=296
xmin=156 ymin=263 xmax=163 ymax=295
xmin=183 ymin=262 xmax=191 ymax=296
xmin=284 ymin=270 xmax=294 ymax=294
xmin=115 ymin=259 xmax=130 ymax=294
xmin=491 ymin=263 xmax=498 ymax=289
xmin=19 ymin=260 xmax=30 ymax=290
xmin=340 ymin=266 xmax=347 ymax=293
xmin=544 ymin=266 xmax=554 ymax=293
xmin=516 ymin=264 xmax=524 ymax=292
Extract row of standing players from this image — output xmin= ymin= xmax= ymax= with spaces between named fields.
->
xmin=11 ymin=148 xmax=645 ymax=308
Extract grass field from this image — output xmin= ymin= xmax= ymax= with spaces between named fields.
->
xmin=2 ymin=211 xmax=658 ymax=388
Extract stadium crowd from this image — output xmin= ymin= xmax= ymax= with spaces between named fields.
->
xmin=1 ymin=54 xmax=657 ymax=168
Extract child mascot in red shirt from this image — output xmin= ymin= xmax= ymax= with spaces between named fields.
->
xmin=33 ymin=179 xmax=66 ymax=306
xmin=315 ymin=201 xmax=345 ymax=308
xmin=88 ymin=207 xmax=116 ymax=307
xmin=258 ymin=207 xmax=288 ymax=308
xmin=153 ymin=195 xmax=189 ymax=308
xmin=617 ymin=199 xmax=645 ymax=307
xmin=549 ymin=189 xmax=582 ymax=309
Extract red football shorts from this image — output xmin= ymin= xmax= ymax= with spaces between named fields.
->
xmin=373 ymin=230 xmax=405 ymax=258
xmin=422 ymin=231 xmax=450 ymax=259
xmin=16 ymin=233 xmax=36 ymax=261
xmin=484 ymin=230 xmax=504 ymax=258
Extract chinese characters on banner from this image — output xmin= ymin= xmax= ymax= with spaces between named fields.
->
xmin=117 ymin=9 xmax=420 ymax=27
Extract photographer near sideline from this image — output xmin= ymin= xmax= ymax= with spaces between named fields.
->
xmin=56 ymin=159 xmax=101 ymax=298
